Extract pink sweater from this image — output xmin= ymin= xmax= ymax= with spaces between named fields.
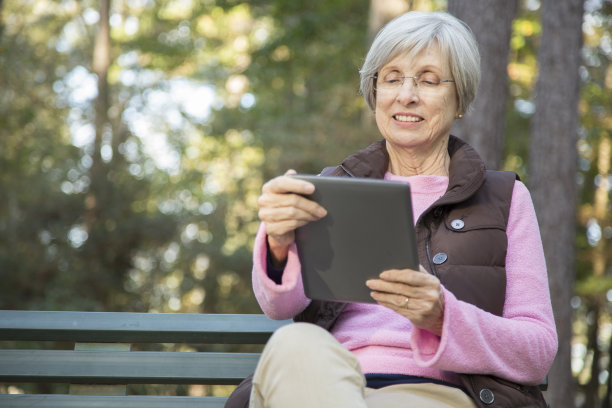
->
xmin=252 ymin=174 xmax=558 ymax=386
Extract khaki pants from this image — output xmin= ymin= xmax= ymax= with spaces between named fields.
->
xmin=250 ymin=323 xmax=477 ymax=408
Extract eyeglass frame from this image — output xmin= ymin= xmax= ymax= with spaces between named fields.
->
xmin=371 ymin=73 xmax=455 ymax=93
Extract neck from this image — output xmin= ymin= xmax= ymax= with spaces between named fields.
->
xmin=386 ymin=137 xmax=451 ymax=177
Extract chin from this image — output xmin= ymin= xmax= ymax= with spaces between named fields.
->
xmin=384 ymin=134 xmax=435 ymax=149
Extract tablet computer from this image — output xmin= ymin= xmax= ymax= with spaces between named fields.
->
xmin=291 ymin=174 xmax=419 ymax=303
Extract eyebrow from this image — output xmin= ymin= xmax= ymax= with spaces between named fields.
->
xmin=379 ymin=64 xmax=445 ymax=76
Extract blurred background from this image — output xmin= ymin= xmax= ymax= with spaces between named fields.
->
xmin=0 ymin=0 xmax=610 ymax=406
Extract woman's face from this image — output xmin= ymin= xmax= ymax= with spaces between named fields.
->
xmin=374 ymin=46 xmax=458 ymax=153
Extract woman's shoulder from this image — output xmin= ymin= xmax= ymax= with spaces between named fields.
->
xmin=511 ymin=179 xmax=533 ymax=204
xmin=508 ymin=179 xmax=540 ymax=229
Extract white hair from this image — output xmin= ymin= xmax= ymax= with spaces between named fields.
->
xmin=359 ymin=11 xmax=480 ymax=114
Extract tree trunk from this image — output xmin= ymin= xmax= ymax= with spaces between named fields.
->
xmin=584 ymin=133 xmax=611 ymax=408
xmin=584 ymin=300 xmax=601 ymax=408
xmin=0 ymin=0 xmax=4 ymax=35
xmin=447 ymin=0 xmax=517 ymax=170
xmin=92 ymin=0 xmax=111 ymax=160
xmin=528 ymin=0 xmax=584 ymax=407
xmin=87 ymin=0 xmax=112 ymax=229
xmin=604 ymin=335 xmax=612 ymax=408
xmin=368 ymin=0 xmax=409 ymax=42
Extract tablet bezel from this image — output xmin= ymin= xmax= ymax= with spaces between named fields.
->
xmin=292 ymin=174 xmax=419 ymax=303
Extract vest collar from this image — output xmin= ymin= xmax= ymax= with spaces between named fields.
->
xmin=340 ymin=135 xmax=486 ymax=206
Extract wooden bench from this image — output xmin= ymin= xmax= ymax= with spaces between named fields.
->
xmin=0 ymin=310 xmax=290 ymax=407
xmin=0 ymin=310 xmax=549 ymax=407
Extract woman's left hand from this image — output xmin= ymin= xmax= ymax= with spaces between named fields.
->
xmin=366 ymin=265 xmax=445 ymax=336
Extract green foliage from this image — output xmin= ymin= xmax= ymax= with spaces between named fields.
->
xmin=0 ymin=0 xmax=375 ymax=315
xmin=209 ymin=0 xmax=374 ymax=178
xmin=574 ymin=1 xmax=612 ymax=297
xmin=1 ymin=1 xmax=611 ymax=402
xmin=503 ymin=4 xmax=541 ymax=180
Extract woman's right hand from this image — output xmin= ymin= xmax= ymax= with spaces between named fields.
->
xmin=257 ymin=169 xmax=327 ymax=265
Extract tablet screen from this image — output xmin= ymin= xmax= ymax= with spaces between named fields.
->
xmin=292 ymin=174 xmax=419 ymax=303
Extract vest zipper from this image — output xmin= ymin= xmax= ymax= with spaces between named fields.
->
xmin=340 ymin=164 xmax=356 ymax=177
xmin=425 ymin=228 xmax=438 ymax=277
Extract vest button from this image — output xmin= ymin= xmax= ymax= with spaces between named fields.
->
xmin=451 ymin=219 xmax=465 ymax=230
xmin=432 ymin=252 xmax=448 ymax=265
xmin=479 ymin=388 xmax=495 ymax=405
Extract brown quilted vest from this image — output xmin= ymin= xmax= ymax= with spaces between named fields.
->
xmin=297 ymin=135 xmax=512 ymax=324
xmin=225 ymin=136 xmax=547 ymax=408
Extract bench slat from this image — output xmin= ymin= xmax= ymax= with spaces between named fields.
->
xmin=0 ymin=350 xmax=259 ymax=385
xmin=0 ymin=311 xmax=289 ymax=344
xmin=0 ymin=394 xmax=227 ymax=408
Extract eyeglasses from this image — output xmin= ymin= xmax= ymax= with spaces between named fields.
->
xmin=372 ymin=73 xmax=454 ymax=94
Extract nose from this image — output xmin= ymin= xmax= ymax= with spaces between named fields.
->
xmin=403 ymin=77 xmax=419 ymax=89
xmin=396 ymin=77 xmax=419 ymax=104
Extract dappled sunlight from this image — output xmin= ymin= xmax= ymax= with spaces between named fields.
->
xmin=1 ymin=0 xmax=611 ymax=404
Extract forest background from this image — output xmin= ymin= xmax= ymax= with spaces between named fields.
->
xmin=0 ymin=0 xmax=610 ymax=407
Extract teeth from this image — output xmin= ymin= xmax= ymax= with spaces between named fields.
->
xmin=394 ymin=115 xmax=423 ymax=122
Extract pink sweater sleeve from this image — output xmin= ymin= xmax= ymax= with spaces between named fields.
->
xmin=411 ymin=181 xmax=558 ymax=385
xmin=251 ymin=223 xmax=311 ymax=320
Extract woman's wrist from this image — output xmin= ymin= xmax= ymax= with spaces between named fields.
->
xmin=267 ymin=235 xmax=290 ymax=267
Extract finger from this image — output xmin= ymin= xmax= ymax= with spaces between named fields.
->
xmin=366 ymin=279 xmax=424 ymax=299
xmin=370 ymin=289 xmax=441 ymax=316
xmin=259 ymin=204 xmax=324 ymax=226
xmin=258 ymin=194 xmax=327 ymax=219
xmin=367 ymin=276 xmax=441 ymax=303
xmin=379 ymin=268 xmax=437 ymax=286
xmin=265 ymin=219 xmax=312 ymax=238
xmin=258 ymin=191 xmax=313 ymax=210
xmin=370 ymin=291 xmax=410 ymax=309
xmin=365 ymin=279 xmax=397 ymax=294
xmin=262 ymin=174 xmax=315 ymax=195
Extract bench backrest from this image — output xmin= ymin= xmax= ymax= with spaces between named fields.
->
xmin=0 ymin=310 xmax=290 ymax=408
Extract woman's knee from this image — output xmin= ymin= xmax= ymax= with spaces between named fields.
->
xmin=265 ymin=323 xmax=333 ymax=355
xmin=253 ymin=323 xmax=367 ymax=407
xmin=263 ymin=322 xmax=361 ymax=373
xmin=255 ymin=323 xmax=335 ymax=379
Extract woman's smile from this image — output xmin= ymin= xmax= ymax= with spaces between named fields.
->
xmin=393 ymin=113 xmax=424 ymax=124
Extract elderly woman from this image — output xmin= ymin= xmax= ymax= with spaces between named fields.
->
xmin=226 ymin=11 xmax=557 ymax=408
